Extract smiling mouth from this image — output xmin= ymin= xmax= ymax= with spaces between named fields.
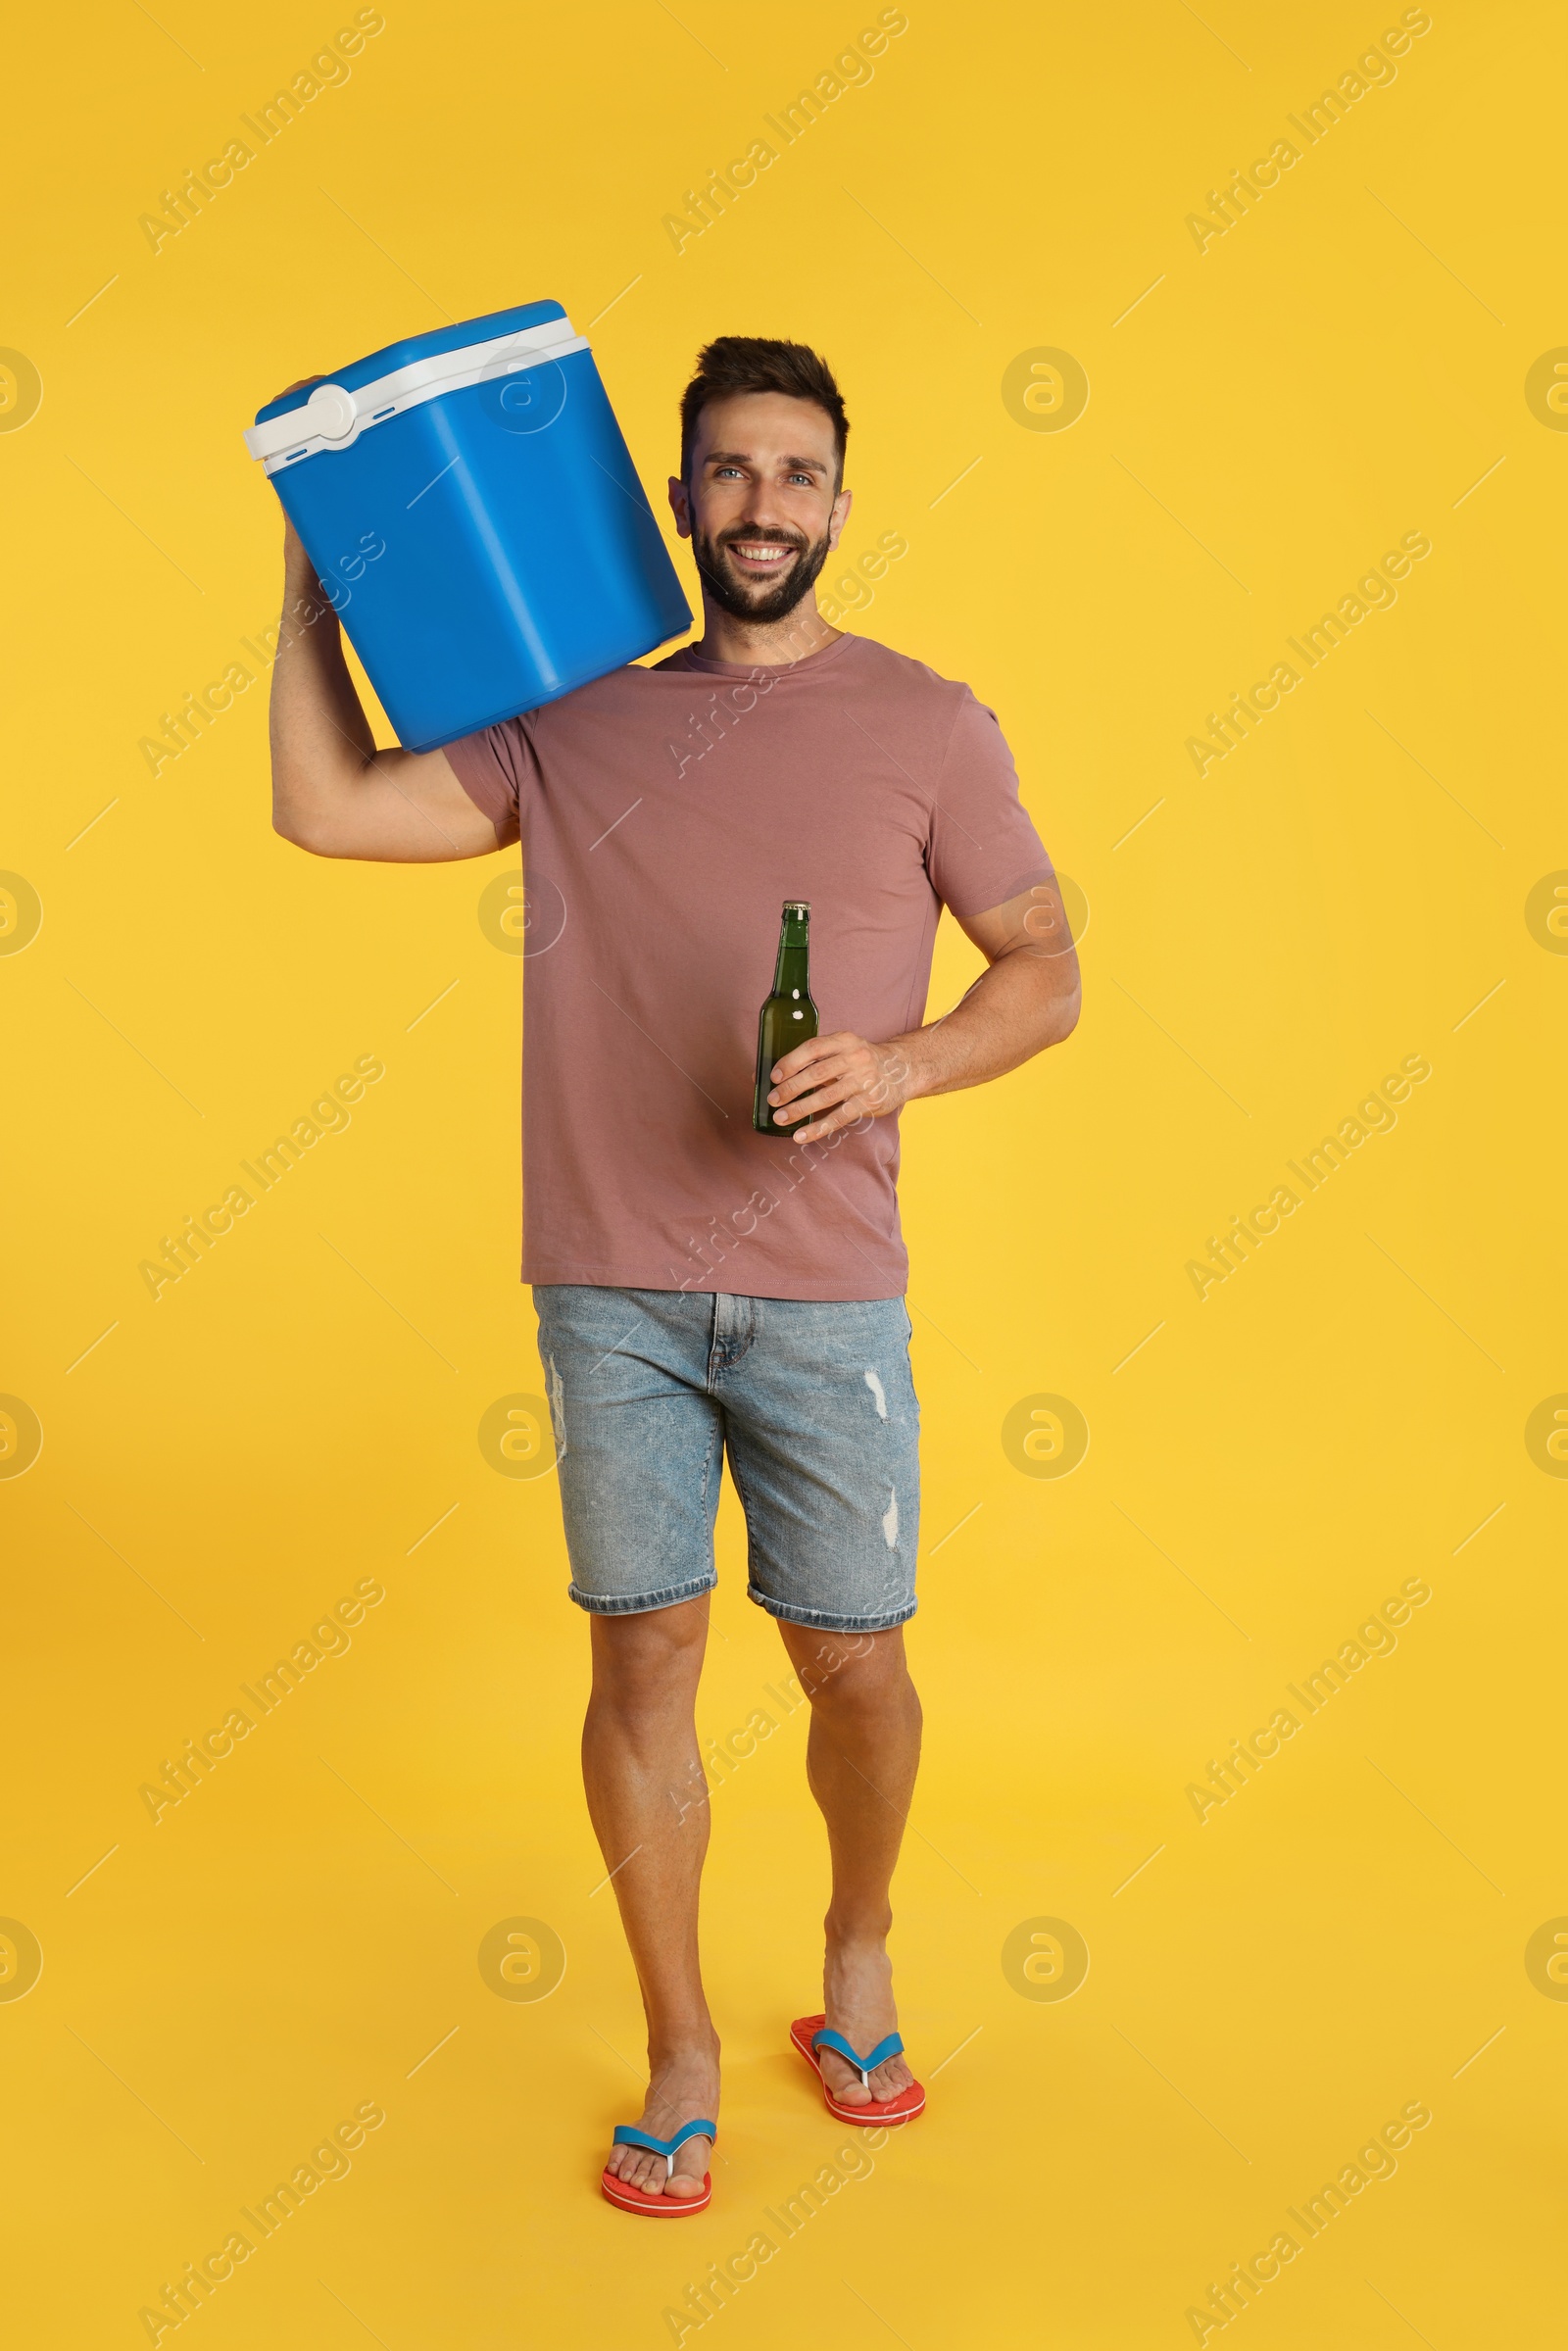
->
xmin=725 ymin=540 xmax=799 ymax=568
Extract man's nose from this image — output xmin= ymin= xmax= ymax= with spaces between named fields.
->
xmin=735 ymin=492 xmax=795 ymax=534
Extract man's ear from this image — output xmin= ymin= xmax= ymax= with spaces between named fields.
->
xmin=827 ymin=484 xmax=854 ymax=551
xmin=668 ymin=474 xmax=693 ymax=539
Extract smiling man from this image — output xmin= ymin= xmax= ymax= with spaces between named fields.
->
xmin=269 ymin=334 xmax=1080 ymax=2211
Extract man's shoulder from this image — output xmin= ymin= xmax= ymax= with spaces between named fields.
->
xmin=835 ymin=632 xmax=977 ymax=707
xmin=512 ymin=659 xmax=686 ymax=738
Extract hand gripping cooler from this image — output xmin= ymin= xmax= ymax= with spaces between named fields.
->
xmin=244 ymin=300 xmax=692 ymax=752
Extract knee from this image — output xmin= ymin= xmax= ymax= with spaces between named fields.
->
xmin=797 ymin=1631 xmax=912 ymax=1716
xmin=590 ymin=1604 xmax=706 ymax=1711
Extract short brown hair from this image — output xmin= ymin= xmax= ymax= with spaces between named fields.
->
xmin=679 ymin=336 xmax=849 ymax=486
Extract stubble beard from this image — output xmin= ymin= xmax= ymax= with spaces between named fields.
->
xmin=692 ymin=524 xmax=833 ymax=624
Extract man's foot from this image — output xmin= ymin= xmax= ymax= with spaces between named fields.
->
xmin=602 ymin=2043 xmax=719 ymax=2200
xmin=817 ymin=1937 xmax=915 ymax=2106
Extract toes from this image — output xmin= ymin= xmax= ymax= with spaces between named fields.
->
xmin=609 ymin=2150 xmax=661 ymax=2194
xmin=828 ymin=2071 xmax=870 ymax=2105
xmin=608 ymin=2116 xmax=716 ymax=2199
xmin=666 ymin=2137 xmax=711 ymax=2196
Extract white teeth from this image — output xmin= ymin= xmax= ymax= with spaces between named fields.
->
xmin=733 ymin=544 xmax=791 ymax=562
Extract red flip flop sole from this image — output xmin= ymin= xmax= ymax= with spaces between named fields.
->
xmin=601 ymin=2168 xmax=711 ymax=2216
xmin=789 ymin=2015 xmax=926 ymax=2126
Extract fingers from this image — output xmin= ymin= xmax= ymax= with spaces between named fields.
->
xmin=771 ymin=1029 xmax=860 ymax=1081
xmin=770 ymin=1076 xmax=859 ymax=1123
xmin=767 ymin=1032 xmax=908 ymax=1140
xmin=769 ymin=1071 xmax=862 ymax=1125
xmin=791 ymin=1102 xmax=867 ymax=1143
xmin=769 ymin=1062 xmax=882 ymax=1139
xmin=770 ymin=1034 xmax=870 ymax=1100
xmin=783 ymin=1088 xmax=873 ymax=1143
xmin=770 ymin=1053 xmax=860 ymax=1107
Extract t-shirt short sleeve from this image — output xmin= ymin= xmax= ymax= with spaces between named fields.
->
xmin=445 ymin=718 xmax=530 ymax=849
xmin=925 ymin=689 xmax=1054 ymax=919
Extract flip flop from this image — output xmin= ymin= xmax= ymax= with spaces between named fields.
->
xmin=789 ymin=2014 xmax=925 ymax=2125
xmin=600 ymin=2119 xmax=716 ymax=2216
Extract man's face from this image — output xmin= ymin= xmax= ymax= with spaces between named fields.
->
xmin=669 ymin=392 xmax=852 ymax=624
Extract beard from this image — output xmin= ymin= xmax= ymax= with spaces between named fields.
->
xmin=692 ymin=523 xmax=832 ymax=624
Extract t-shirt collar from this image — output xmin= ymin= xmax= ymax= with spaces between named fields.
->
xmin=667 ymin=629 xmax=859 ymax=682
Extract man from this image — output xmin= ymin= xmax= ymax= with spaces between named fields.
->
xmin=270 ymin=335 xmax=1080 ymax=2207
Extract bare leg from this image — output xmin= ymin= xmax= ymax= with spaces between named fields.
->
xmin=585 ymin=1597 xmax=719 ymax=2198
xmin=775 ymin=1621 xmax=923 ymax=2107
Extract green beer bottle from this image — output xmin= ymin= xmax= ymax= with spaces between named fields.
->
xmin=753 ymin=900 xmax=818 ymax=1136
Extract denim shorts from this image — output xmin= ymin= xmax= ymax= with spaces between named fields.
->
xmin=533 ymin=1286 xmax=920 ymax=1633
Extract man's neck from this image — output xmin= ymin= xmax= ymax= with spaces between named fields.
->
xmin=688 ymin=595 xmax=843 ymax=669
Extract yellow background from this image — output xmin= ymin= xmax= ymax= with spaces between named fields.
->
xmin=5 ymin=0 xmax=1562 ymax=2342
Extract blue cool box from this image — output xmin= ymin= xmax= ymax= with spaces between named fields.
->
xmin=246 ymin=300 xmax=692 ymax=752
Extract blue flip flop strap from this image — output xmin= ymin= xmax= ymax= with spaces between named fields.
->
xmin=811 ymin=2027 xmax=904 ymax=2078
xmin=612 ymin=2120 xmax=717 ymax=2159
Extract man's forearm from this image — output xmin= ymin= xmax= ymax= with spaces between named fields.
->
xmin=265 ymin=530 xmax=498 ymax=863
xmin=889 ymin=944 xmax=1080 ymax=1106
xmin=768 ymin=927 xmax=1081 ymax=1145
xmin=270 ymin=545 xmax=377 ymax=841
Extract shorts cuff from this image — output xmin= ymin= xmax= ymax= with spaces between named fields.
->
xmin=746 ymin=1586 xmax=917 ymax=1635
xmin=568 ymin=1575 xmax=716 ymax=1617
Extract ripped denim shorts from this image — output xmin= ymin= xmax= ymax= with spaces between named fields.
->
xmin=533 ymin=1286 xmax=920 ymax=1633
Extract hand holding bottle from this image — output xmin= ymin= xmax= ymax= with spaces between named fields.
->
xmin=753 ymin=899 xmax=913 ymax=1144
xmin=763 ymin=1032 xmax=914 ymax=1144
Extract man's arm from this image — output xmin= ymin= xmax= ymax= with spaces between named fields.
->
xmin=270 ymin=512 xmax=500 ymax=861
xmin=764 ymin=877 xmax=1081 ymax=1144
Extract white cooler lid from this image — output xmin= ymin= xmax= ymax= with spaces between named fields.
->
xmin=244 ymin=314 xmax=589 ymax=471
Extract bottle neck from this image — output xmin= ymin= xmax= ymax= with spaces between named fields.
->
xmin=773 ymin=912 xmax=809 ymax=995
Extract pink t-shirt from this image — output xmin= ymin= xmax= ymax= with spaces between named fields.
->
xmin=447 ymin=630 xmax=1054 ymax=1300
